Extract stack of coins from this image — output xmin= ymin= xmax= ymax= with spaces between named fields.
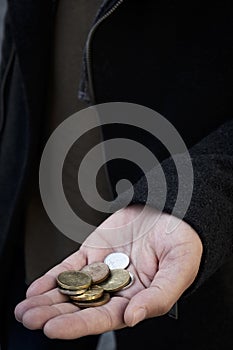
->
xmin=57 ymin=253 xmax=134 ymax=308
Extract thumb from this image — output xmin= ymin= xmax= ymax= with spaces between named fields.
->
xmin=124 ymin=264 xmax=197 ymax=327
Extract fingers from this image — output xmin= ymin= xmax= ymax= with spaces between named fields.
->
xmin=43 ymin=296 xmax=128 ymax=339
xmin=23 ymin=303 xmax=79 ymax=330
xmin=16 ymin=288 xmax=129 ymax=339
xmin=26 ymin=251 xmax=87 ymax=298
xmin=15 ymin=289 xmax=68 ymax=322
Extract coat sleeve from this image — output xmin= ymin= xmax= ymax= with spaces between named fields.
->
xmin=125 ymin=119 xmax=233 ymax=294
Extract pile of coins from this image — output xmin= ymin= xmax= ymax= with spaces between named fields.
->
xmin=57 ymin=253 xmax=134 ymax=308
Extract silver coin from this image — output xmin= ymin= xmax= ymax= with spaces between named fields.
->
xmin=58 ymin=287 xmax=87 ymax=296
xmin=104 ymin=252 xmax=130 ymax=270
xmin=122 ymin=272 xmax=135 ymax=290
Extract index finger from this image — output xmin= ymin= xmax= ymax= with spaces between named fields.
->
xmin=15 ymin=288 xmax=69 ymax=322
xmin=26 ymin=250 xmax=87 ymax=298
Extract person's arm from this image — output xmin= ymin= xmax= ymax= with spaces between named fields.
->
xmin=14 ymin=120 xmax=232 ymax=339
xmin=129 ymin=118 xmax=233 ymax=293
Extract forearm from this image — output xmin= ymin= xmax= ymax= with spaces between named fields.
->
xmin=128 ymin=119 xmax=233 ymax=293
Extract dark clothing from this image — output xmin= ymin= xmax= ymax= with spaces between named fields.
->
xmin=1 ymin=0 xmax=233 ymax=349
xmin=82 ymin=0 xmax=233 ymax=293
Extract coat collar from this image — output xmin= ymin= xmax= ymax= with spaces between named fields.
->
xmin=7 ymin=0 xmax=119 ymax=111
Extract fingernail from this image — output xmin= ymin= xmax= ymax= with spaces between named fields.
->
xmin=131 ymin=307 xmax=146 ymax=327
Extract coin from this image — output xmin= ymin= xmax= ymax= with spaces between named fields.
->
xmin=122 ymin=272 xmax=135 ymax=290
xmin=81 ymin=262 xmax=110 ymax=284
xmin=57 ymin=271 xmax=91 ymax=290
xmin=58 ymin=287 xmax=88 ymax=296
xmin=99 ymin=269 xmax=130 ymax=292
xmin=70 ymin=285 xmax=104 ymax=301
xmin=73 ymin=292 xmax=110 ymax=308
xmin=104 ymin=252 xmax=130 ymax=270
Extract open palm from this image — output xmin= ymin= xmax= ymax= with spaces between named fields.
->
xmin=15 ymin=205 xmax=202 ymax=339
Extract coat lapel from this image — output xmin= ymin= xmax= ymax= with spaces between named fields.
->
xmin=8 ymin=0 xmax=54 ymax=115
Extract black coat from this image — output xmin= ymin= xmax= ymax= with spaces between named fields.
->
xmin=1 ymin=1 xmax=233 ymax=349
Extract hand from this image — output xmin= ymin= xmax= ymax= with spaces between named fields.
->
xmin=15 ymin=205 xmax=203 ymax=339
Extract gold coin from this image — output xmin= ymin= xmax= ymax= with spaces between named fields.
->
xmin=70 ymin=285 xmax=104 ymax=301
xmin=99 ymin=269 xmax=130 ymax=292
xmin=81 ymin=262 xmax=110 ymax=284
xmin=57 ymin=271 xmax=91 ymax=290
xmin=73 ymin=292 xmax=110 ymax=308
xmin=58 ymin=287 xmax=88 ymax=296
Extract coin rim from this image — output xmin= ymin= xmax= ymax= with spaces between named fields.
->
xmin=70 ymin=285 xmax=104 ymax=301
xmin=58 ymin=287 xmax=88 ymax=296
xmin=122 ymin=271 xmax=135 ymax=290
xmin=72 ymin=292 xmax=110 ymax=308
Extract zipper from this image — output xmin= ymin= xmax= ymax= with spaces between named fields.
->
xmin=86 ymin=0 xmax=124 ymax=104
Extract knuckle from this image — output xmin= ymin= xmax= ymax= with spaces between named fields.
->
xmin=159 ymin=292 xmax=175 ymax=315
xmin=22 ymin=308 xmax=42 ymax=330
xmin=157 ymin=300 xmax=171 ymax=315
